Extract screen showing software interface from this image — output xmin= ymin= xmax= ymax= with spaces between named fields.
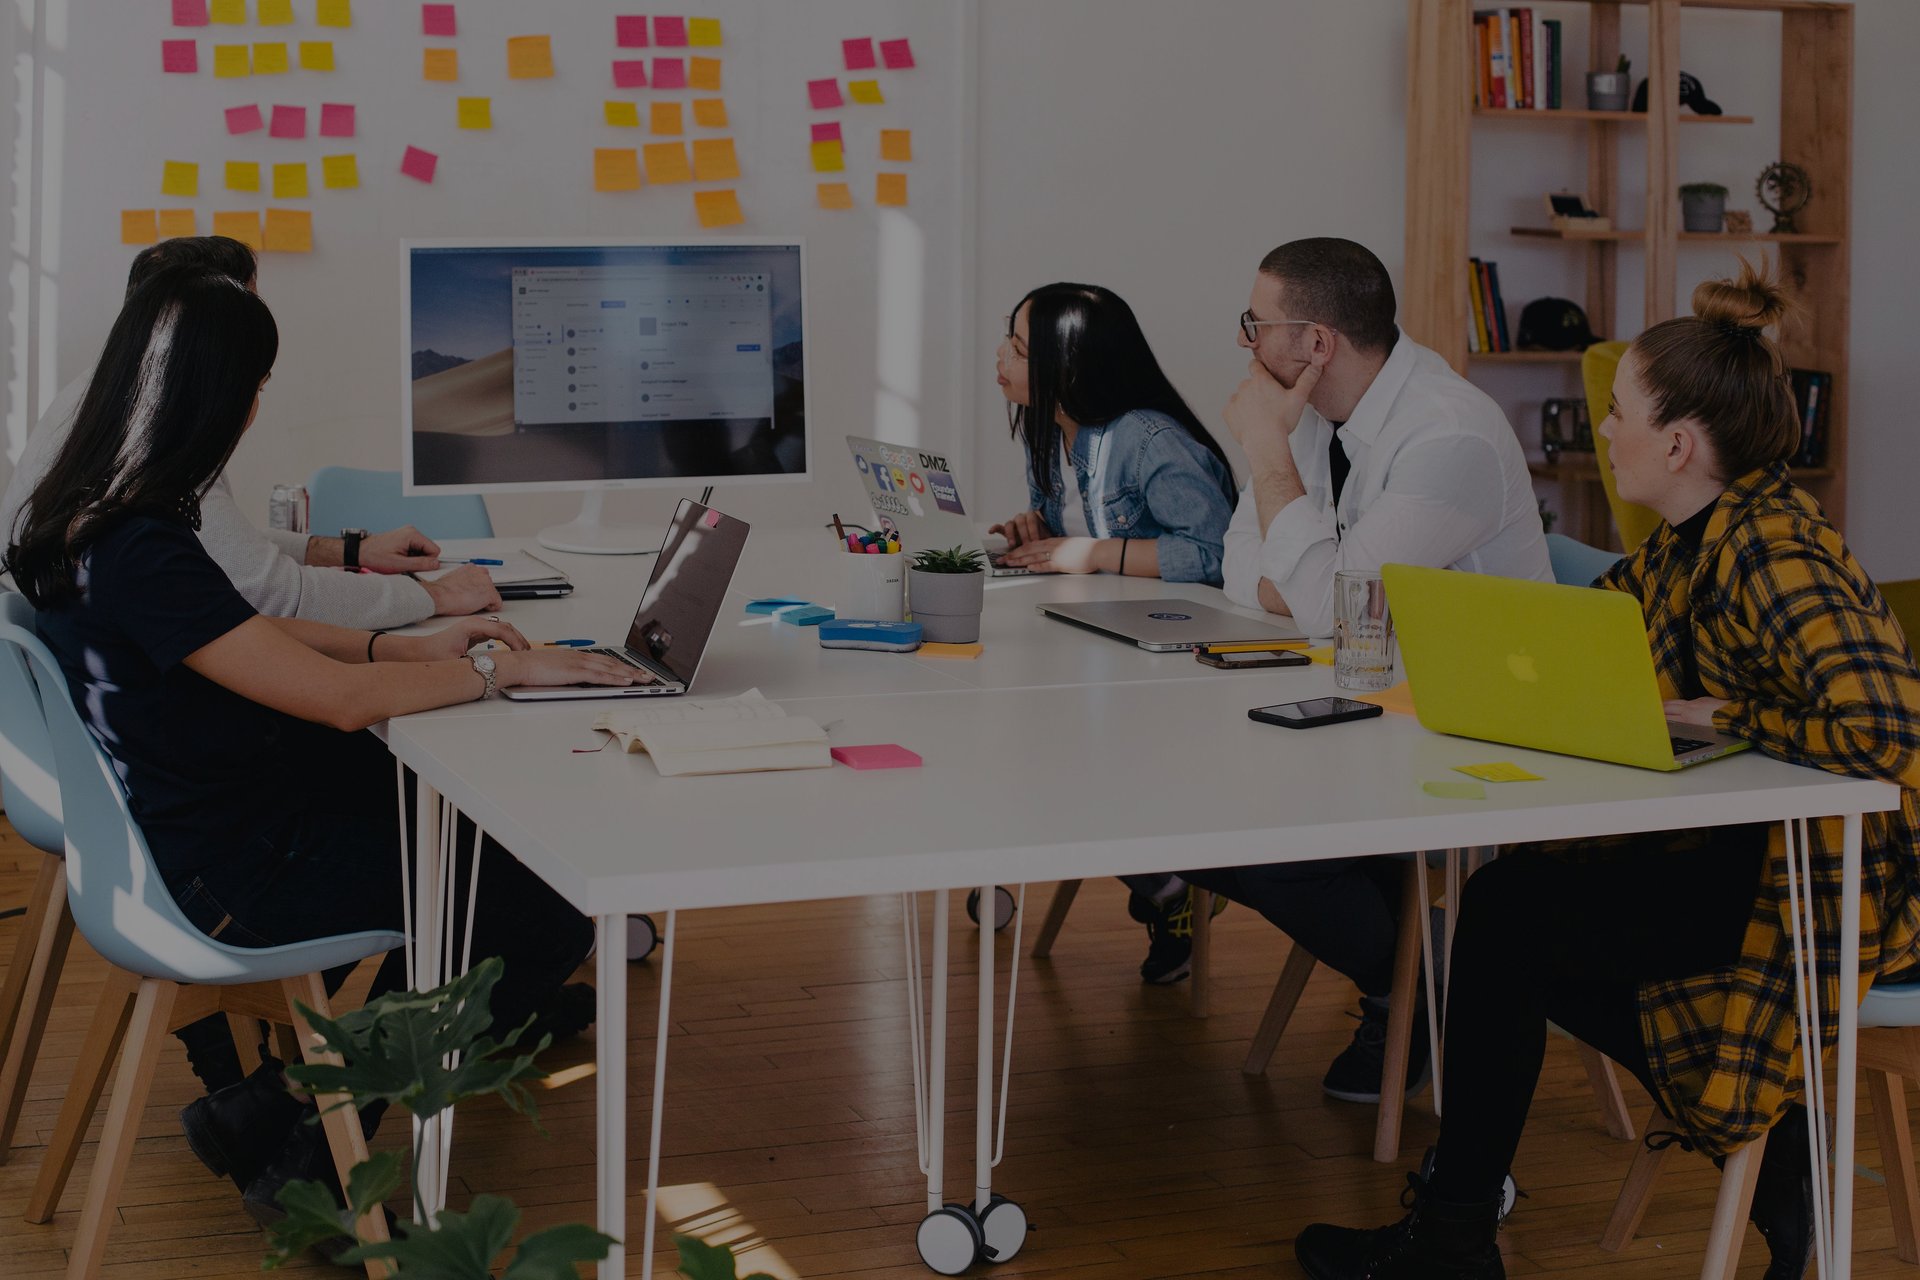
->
xmin=408 ymin=244 xmax=806 ymax=488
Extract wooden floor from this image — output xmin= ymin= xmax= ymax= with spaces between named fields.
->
xmin=4 ymin=829 xmax=1920 ymax=1279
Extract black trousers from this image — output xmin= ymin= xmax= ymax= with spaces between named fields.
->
xmin=1183 ymin=856 xmax=1408 ymax=997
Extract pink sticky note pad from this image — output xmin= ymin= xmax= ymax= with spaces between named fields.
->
xmin=651 ymin=56 xmax=686 ymax=89
xmin=842 ymin=37 xmax=875 ymax=70
xmin=319 ymin=102 xmax=355 ymax=137
xmin=653 ymin=15 xmax=687 ymax=46
xmin=616 ymin=15 xmax=648 ymax=47
xmin=173 ymin=0 xmax=209 ymax=26
xmin=810 ymin=121 xmax=842 ymax=143
xmin=880 ymin=37 xmax=916 ymax=69
xmin=832 ymin=745 xmax=922 ymax=771
xmin=612 ymin=59 xmax=647 ymax=88
xmin=226 ymin=104 xmax=265 ymax=134
xmin=422 ymin=4 xmax=456 ymax=37
xmin=163 ymin=40 xmax=199 ymax=73
xmin=808 ymin=78 xmax=843 ymax=110
xmin=702 ymin=509 xmax=721 ymax=528
xmin=400 ymin=145 xmax=438 ymax=184
xmin=269 ymin=104 xmax=307 ymax=138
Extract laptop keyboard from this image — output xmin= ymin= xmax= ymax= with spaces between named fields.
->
xmin=583 ymin=647 xmax=663 ymax=684
xmin=1670 ymin=735 xmax=1713 ymax=755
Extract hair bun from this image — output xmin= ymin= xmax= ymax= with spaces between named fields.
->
xmin=1690 ymin=256 xmax=1792 ymax=333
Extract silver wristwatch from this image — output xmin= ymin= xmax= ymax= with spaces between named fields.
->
xmin=466 ymin=653 xmax=498 ymax=699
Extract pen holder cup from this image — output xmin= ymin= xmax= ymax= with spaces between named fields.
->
xmin=843 ymin=552 xmax=907 ymax=622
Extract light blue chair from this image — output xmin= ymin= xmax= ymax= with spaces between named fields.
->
xmin=1547 ymin=532 xmax=1623 ymax=589
xmin=0 ymin=601 xmax=400 ymax=1276
xmin=307 ymin=465 xmax=493 ymax=541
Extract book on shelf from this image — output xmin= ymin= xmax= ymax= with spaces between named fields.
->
xmin=1472 ymin=8 xmax=1560 ymax=110
xmin=1466 ymin=258 xmax=1512 ymax=353
xmin=1487 ymin=261 xmax=1511 ymax=351
xmin=1467 ymin=258 xmax=1489 ymax=353
xmin=1789 ymin=368 xmax=1833 ymax=467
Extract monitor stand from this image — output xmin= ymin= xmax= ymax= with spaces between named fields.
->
xmin=536 ymin=491 xmax=661 ymax=556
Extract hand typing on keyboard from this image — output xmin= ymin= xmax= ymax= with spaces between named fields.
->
xmin=1663 ymin=695 xmax=1729 ymax=728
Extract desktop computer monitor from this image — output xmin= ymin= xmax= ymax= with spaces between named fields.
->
xmin=401 ymin=236 xmax=809 ymax=553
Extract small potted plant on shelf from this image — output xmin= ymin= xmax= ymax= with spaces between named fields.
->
xmin=1680 ymin=182 xmax=1730 ymax=232
xmin=909 ymin=546 xmax=987 ymax=644
xmin=1588 ymin=54 xmax=1631 ymax=111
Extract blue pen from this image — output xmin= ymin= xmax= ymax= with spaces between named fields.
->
xmin=444 ymin=557 xmax=503 ymax=566
xmin=542 ymin=638 xmax=594 ymax=647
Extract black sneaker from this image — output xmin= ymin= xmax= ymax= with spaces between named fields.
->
xmin=1749 ymin=1105 xmax=1814 ymax=1280
xmin=1322 ymin=995 xmax=1433 ymax=1103
xmin=1129 ymin=887 xmax=1226 ymax=985
xmin=180 ymin=1055 xmax=307 ymax=1193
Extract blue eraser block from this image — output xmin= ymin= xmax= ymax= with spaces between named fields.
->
xmin=747 ymin=597 xmax=811 ymax=615
xmin=774 ymin=604 xmax=835 ymax=626
xmin=819 ymin=619 xmax=923 ymax=652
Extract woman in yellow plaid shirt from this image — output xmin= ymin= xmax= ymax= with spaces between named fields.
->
xmin=1298 ymin=261 xmax=1920 ymax=1280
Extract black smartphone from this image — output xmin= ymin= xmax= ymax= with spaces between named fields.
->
xmin=1248 ymin=697 xmax=1385 ymax=729
xmin=1195 ymin=648 xmax=1313 ymax=670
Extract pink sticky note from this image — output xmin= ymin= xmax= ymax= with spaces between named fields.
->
xmin=612 ymin=59 xmax=647 ymax=88
xmin=225 ymin=103 xmax=264 ymax=134
xmin=162 ymin=39 xmax=199 ymax=73
xmin=807 ymin=78 xmax=843 ymax=110
xmin=842 ymin=37 xmax=876 ymax=71
xmin=421 ymin=3 xmax=456 ymax=37
xmin=269 ymin=104 xmax=307 ymax=139
xmin=810 ymin=121 xmax=842 ymax=143
xmin=831 ymin=744 xmax=923 ymax=771
xmin=880 ymin=37 xmax=916 ymax=69
xmin=173 ymin=0 xmax=209 ymax=26
xmin=319 ymin=102 xmax=356 ymax=138
xmin=653 ymin=15 xmax=687 ymax=46
xmin=702 ymin=509 xmax=721 ymax=528
xmin=400 ymin=145 xmax=438 ymax=184
xmin=616 ymin=15 xmax=648 ymax=47
xmin=651 ymin=56 xmax=686 ymax=89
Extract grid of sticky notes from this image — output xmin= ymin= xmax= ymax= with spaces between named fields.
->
xmin=601 ymin=15 xmax=742 ymax=227
xmin=812 ymin=35 xmax=915 ymax=209
xmin=170 ymin=0 xmax=342 ymax=79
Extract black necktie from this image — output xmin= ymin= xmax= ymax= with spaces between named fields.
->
xmin=1327 ymin=421 xmax=1351 ymax=509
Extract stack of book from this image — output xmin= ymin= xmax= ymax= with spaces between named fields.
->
xmin=1473 ymin=9 xmax=1562 ymax=110
xmin=1789 ymin=369 xmax=1834 ymax=467
xmin=1467 ymin=258 xmax=1512 ymax=354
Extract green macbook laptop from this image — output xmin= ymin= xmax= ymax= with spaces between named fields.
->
xmin=1381 ymin=563 xmax=1750 ymax=771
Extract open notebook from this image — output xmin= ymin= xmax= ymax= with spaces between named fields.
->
xmin=592 ymin=690 xmax=831 ymax=777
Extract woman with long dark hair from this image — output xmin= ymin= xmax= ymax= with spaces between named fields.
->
xmin=990 ymin=283 xmax=1236 ymax=584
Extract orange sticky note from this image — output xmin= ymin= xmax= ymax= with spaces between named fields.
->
xmin=692 ymin=98 xmax=728 ymax=128
xmin=263 ymin=207 xmax=312 ymax=253
xmin=272 ymin=161 xmax=308 ymax=198
xmin=507 ymin=35 xmax=554 ymax=79
xmin=321 ymin=153 xmax=359 ymax=189
xmin=121 ymin=210 xmax=159 ymax=245
xmin=258 ymin=0 xmax=293 ymax=24
xmin=649 ymin=101 xmax=683 ymax=135
xmin=158 ymin=209 xmax=198 ymax=237
xmin=690 ymin=136 xmax=738 ymax=181
xmin=877 ymin=172 xmax=908 ymax=207
xmin=880 ymin=129 xmax=912 ymax=163
xmin=817 ymin=181 xmax=854 ymax=209
xmin=213 ymin=44 xmax=249 ymax=77
xmin=209 ymin=0 xmax=245 ymax=22
xmin=688 ymin=56 xmax=721 ymax=91
xmin=252 ymin=42 xmax=289 ymax=74
xmin=687 ymin=17 xmax=722 ymax=46
xmin=225 ymin=160 xmax=261 ymax=191
xmin=593 ymin=147 xmax=641 ymax=192
xmin=422 ymin=48 xmax=458 ymax=81
xmin=298 ymin=41 xmax=334 ymax=71
xmin=162 ymin=160 xmax=199 ymax=196
xmin=642 ymin=141 xmax=691 ymax=184
xmin=810 ymin=139 xmax=844 ymax=173
xmin=212 ymin=210 xmax=262 ymax=249
xmin=315 ymin=0 xmax=351 ymax=28
xmin=604 ymin=101 xmax=640 ymax=128
xmin=457 ymin=97 xmax=492 ymax=129
xmin=694 ymin=188 xmax=743 ymax=228
xmin=848 ymin=78 xmax=884 ymax=104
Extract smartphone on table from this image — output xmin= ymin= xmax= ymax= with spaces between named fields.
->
xmin=1248 ymin=697 xmax=1384 ymax=729
xmin=1195 ymin=647 xmax=1312 ymax=670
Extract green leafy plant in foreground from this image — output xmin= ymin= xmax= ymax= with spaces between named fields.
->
xmin=911 ymin=545 xmax=987 ymax=574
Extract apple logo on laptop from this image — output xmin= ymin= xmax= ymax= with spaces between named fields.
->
xmin=1506 ymin=650 xmax=1540 ymax=683
xmin=1148 ymin=612 xmax=1193 ymax=621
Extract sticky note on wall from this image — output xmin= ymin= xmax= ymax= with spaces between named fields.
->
xmin=848 ymin=79 xmax=884 ymax=105
xmin=162 ymin=160 xmax=199 ymax=196
xmin=880 ymin=38 xmax=916 ymax=69
xmin=692 ymin=98 xmax=727 ymax=128
xmin=652 ymin=57 xmax=686 ymax=89
xmin=212 ymin=210 xmax=262 ymax=249
xmin=653 ymin=16 xmax=687 ymax=46
xmin=650 ymin=101 xmax=683 ymax=135
xmin=876 ymin=172 xmax=908 ymax=206
xmin=809 ymin=140 xmax=844 ymax=173
xmin=880 ymin=129 xmax=912 ymax=162
xmin=810 ymin=121 xmax=842 ymax=143
xmin=687 ymin=18 xmax=722 ymax=46
xmin=209 ymin=0 xmax=245 ymax=23
xmin=688 ymin=56 xmax=721 ymax=91
xmin=259 ymin=0 xmax=293 ymax=23
xmin=458 ymin=97 xmax=492 ymax=129
xmin=615 ymin=15 xmax=648 ymax=47
xmin=321 ymin=153 xmax=359 ymax=189
xmin=400 ymin=145 xmax=438 ymax=183
xmin=172 ymin=0 xmax=209 ymax=26
xmin=422 ymin=3 xmax=456 ymax=37
xmin=693 ymin=189 xmax=743 ymax=228
xmin=315 ymin=0 xmax=351 ymax=28
xmin=816 ymin=181 xmax=853 ymax=210
xmin=163 ymin=40 xmax=199 ymax=73
xmin=643 ymin=141 xmax=691 ymax=184
xmin=272 ymin=161 xmax=308 ymax=198
xmin=263 ymin=208 xmax=312 ymax=252
xmin=594 ymin=148 xmax=641 ymax=191
xmin=612 ymin=60 xmax=647 ymax=88
xmin=252 ymin=42 xmax=289 ymax=74
xmin=226 ymin=103 xmax=265 ymax=134
xmin=690 ymin=137 xmax=738 ymax=181
xmin=604 ymin=100 xmax=640 ymax=128
xmin=214 ymin=44 xmax=249 ymax=77
xmin=319 ymin=102 xmax=355 ymax=137
xmin=507 ymin=35 xmax=554 ymax=78
xmin=226 ymin=160 xmax=261 ymax=191
xmin=423 ymin=48 xmax=458 ymax=81
xmin=121 ymin=210 xmax=159 ymax=245
xmin=298 ymin=42 xmax=335 ymax=71
xmin=843 ymin=38 xmax=875 ymax=70
xmin=270 ymin=104 xmax=307 ymax=138
xmin=807 ymin=78 xmax=842 ymax=110
xmin=158 ymin=209 xmax=198 ymax=237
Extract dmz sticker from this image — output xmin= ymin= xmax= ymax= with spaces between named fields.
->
xmin=1147 ymin=612 xmax=1193 ymax=621
xmin=926 ymin=471 xmax=966 ymax=515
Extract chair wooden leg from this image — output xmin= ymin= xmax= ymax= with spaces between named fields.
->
xmin=1244 ymin=943 xmax=1317 ymax=1076
xmin=282 ymin=973 xmax=391 ymax=1276
xmin=226 ymin=1014 xmax=264 ymax=1076
xmin=1601 ymin=1109 xmax=1673 ymax=1251
xmin=1699 ymin=1133 xmax=1763 ymax=1280
xmin=27 ymin=967 xmax=139 ymax=1224
xmin=1029 ymin=880 xmax=1080 ymax=959
xmin=1373 ymin=864 xmax=1425 ymax=1164
xmin=0 ymin=859 xmax=72 ymax=1160
xmin=270 ymin=1021 xmax=301 ymax=1066
xmin=65 ymin=978 xmax=178 ymax=1280
xmin=1189 ymin=890 xmax=1213 ymax=1019
xmin=1869 ymin=1067 xmax=1920 ymax=1263
xmin=1578 ymin=1042 xmax=1637 ymax=1141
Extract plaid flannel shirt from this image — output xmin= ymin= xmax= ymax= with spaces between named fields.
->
xmin=1596 ymin=463 xmax=1920 ymax=1156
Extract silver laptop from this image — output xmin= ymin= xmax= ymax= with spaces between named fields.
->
xmin=1039 ymin=599 xmax=1305 ymax=652
xmin=503 ymin=499 xmax=749 ymax=701
xmin=846 ymin=434 xmax=1031 ymax=577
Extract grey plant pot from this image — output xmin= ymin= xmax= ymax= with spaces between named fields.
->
xmin=1587 ymin=72 xmax=1631 ymax=112
xmin=1681 ymin=191 xmax=1727 ymax=233
xmin=909 ymin=568 xmax=985 ymax=644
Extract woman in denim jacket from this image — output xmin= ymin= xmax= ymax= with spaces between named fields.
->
xmin=990 ymin=283 xmax=1237 ymax=585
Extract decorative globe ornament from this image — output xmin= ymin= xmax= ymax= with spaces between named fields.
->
xmin=1756 ymin=161 xmax=1813 ymax=234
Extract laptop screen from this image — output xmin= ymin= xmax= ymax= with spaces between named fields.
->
xmin=623 ymin=500 xmax=750 ymax=685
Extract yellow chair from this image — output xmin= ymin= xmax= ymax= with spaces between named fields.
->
xmin=1581 ymin=341 xmax=1663 ymax=553
xmin=1882 ymin=579 xmax=1920 ymax=645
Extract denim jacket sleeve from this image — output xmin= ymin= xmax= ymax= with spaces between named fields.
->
xmin=1129 ymin=421 xmax=1234 ymax=585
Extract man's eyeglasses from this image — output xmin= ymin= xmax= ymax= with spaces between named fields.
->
xmin=1239 ymin=310 xmax=1327 ymax=345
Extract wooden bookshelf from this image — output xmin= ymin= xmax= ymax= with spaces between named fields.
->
xmin=1404 ymin=0 xmax=1853 ymax=539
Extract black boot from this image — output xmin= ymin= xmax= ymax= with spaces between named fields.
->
xmin=1296 ymin=1171 xmax=1506 ymax=1279
xmin=1749 ymin=1105 xmax=1815 ymax=1280
xmin=179 ymin=1054 xmax=306 ymax=1192
xmin=243 ymin=1107 xmax=392 ymax=1268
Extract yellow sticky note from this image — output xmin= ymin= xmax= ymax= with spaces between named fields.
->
xmin=604 ymin=101 xmax=639 ymax=128
xmin=816 ymin=181 xmax=854 ymax=210
xmin=121 ymin=210 xmax=159 ymax=246
xmin=1455 ymin=762 xmax=1544 ymax=783
xmin=298 ymin=41 xmax=335 ymax=71
xmin=258 ymin=0 xmax=293 ymax=25
xmin=687 ymin=17 xmax=722 ymax=46
xmin=212 ymin=210 xmax=262 ymax=250
xmin=593 ymin=148 xmax=642 ymax=192
xmin=848 ymin=78 xmax=884 ymax=104
xmin=271 ymin=161 xmax=308 ymax=198
xmin=1304 ymin=645 xmax=1334 ymax=665
xmin=692 ymin=98 xmax=728 ymax=128
xmin=158 ymin=209 xmax=198 ymax=238
xmin=880 ymin=129 xmax=912 ymax=163
xmin=315 ymin=0 xmax=351 ymax=28
xmin=214 ymin=44 xmax=250 ymax=77
xmin=506 ymin=35 xmax=554 ymax=79
xmin=252 ymin=42 xmax=289 ymax=74
xmin=694 ymin=189 xmax=743 ymax=228
xmin=209 ymin=0 xmax=246 ymax=22
xmin=876 ymin=172 xmax=908 ymax=207
xmin=690 ymin=137 xmax=738 ymax=181
xmin=809 ymin=139 xmax=844 ymax=173
xmin=162 ymin=160 xmax=199 ymax=197
xmin=643 ymin=141 xmax=691 ymax=184
xmin=225 ymin=160 xmax=261 ymax=191
xmin=320 ymin=153 xmax=359 ymax=189
xmin=1356 ymin=681 xmax=1417 ymax=717
xmin=457 ymin=97 xmax=492 ymax=130
xmin=921 ymin=641 xmax=983 ymax=659
xmin=263 ymin=208 xmax=312 ymax=253
xmin=688 ymin=56 xmax=721 ymax=91
xmin=422 ymin=48 xmax=458 ymax=81
xmin=650 ymin=101 xmax=683 ymax=135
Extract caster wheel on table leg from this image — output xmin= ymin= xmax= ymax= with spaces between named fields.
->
xmin=964 ymin=886 xmax=1017 ymax=932
xmin=627 ymin=914 xmax=659 ymax=962
xmin=917 ymin=1204 xmax=984 ymax=1275
xmin=978 ymin=1194 xmax=1028 ymax=1263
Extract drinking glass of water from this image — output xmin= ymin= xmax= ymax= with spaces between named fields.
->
xmin=1334 ymin=569 xmax=1396 ymax=691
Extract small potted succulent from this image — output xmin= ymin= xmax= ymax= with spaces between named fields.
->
xmin=1588 ymin=54 xmax=1631 ymax=111
xmin=908 ymin=546 xmax=987 ymax=643
xmin=1680 ymin=182 xmax=1730 ymax=232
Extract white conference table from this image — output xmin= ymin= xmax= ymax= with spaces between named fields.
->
xmin=380 ymin=532 xmax=1898 ymax=1279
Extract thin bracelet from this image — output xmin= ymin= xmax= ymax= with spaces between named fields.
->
xmin=366 ymin=632 xmax=379 ymax=663
xmin=1117 ymin=538 xmax=1129 ymax=576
